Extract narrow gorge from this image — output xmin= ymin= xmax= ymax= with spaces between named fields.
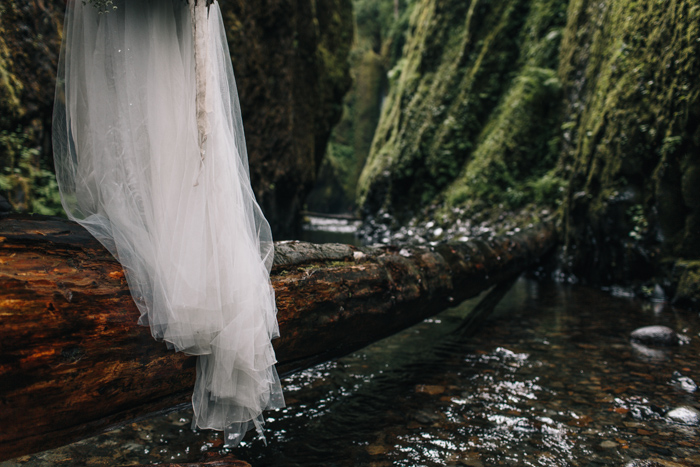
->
xmin=351 ymin=0 xmax=700 ymax=304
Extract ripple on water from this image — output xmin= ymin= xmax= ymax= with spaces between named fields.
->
xmin=3 ymin=278 xmax=699 ymax=466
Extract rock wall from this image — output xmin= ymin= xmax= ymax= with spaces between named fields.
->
xmin=357 ymin=0 xmax=568 ymax=225
xmin=221 ymin=0 xmax=352 ymax=234
xmin=558 ymin=0 xmax=700 ymax=287
xmin=0 ymin=0 xmax=353 ymax=237
xmin=306 ymin=0 xmax=416 ymax=214
xmin=0 ymin=1 xmax=64 ymax=215
xmin=357 ymin=0 xmax=700 ymax=300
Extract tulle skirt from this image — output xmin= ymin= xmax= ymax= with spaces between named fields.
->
xmin=53 ymin=0 xmax=284 ymax=444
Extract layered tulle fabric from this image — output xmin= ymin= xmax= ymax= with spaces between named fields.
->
xmin=53 ymin=0 xmax=284 ymax=444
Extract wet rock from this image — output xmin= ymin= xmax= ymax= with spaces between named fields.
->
xmin=599 ymin=440 xmax=618 ymax=448
xmin=624 ymin=461 xmax=664 ymax=467
xmin=123 ymin=442 xmax=145 ymax=452
xmin=669 ymin=371 xmax=697 ymax=393
xmin=665 ymin=406 xmax=700 ymax=426
xmin=649 ymin=284 xmax=667 ymax=302
xmin=631 ymin=460 xmax=693 ymax=467
xmin=628 ymin=403 xmax=663 ymax=421
xmin=630 ymin=326 xmax=679 ymax=347
xmin=446 ymin=452 xmax=484 ymax=467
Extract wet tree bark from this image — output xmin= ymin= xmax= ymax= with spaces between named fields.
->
xmin=0 ymin=214 xmax=555 ymax=461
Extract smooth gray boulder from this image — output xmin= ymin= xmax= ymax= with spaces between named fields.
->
xmin=630 ymin=325 xmax=679 ymax=347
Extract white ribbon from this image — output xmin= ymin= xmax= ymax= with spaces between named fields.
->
xmin=191 ymin=0 xmax=212 ymax=186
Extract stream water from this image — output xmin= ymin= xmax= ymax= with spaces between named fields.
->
xmin=3 ymin=218 xmax=698 ymax=466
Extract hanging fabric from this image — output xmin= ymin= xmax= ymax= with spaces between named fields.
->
xmin=53 ymin=0 xmax=284 ymax=445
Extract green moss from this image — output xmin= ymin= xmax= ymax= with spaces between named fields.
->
xmin=673 ymin=260 xmax=700 ymax=308
xmin=560 ymin=0 xmax=700 ymax=281
xmin=0 ymin=40 xmax=23 ymax=123
xmin=308 ymin=0 xmax=418 ymax=213
xmin=307 ymin=140 xmax=358 ymax=212
xmin=355 ymin=0 xmax=698 ymax=286
xmin=358 ymin=0 xmax=568 ymax=220
xmin=0 ymin=2 xmax=65 ymax=216
xmin=0 ymin=5 xmax=25 ymax=130
xmin=296 ymin=260 xmax=349 ymax=272
xmin=0 ymin=128 xmax=63 ymax=216
xmin=444 ymin=66 xmax=563 ymax=211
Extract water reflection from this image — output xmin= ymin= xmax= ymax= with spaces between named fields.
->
xmin=298 ymin=215 xmax=364 ymax=246
xmin=238 ymin=280 xmax=699 ymax=466
xmin=4 ymin=279 xmax=699 ymax=466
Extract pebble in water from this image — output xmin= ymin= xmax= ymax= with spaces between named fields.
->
xmin=669 ymin=371 xmax=697 ymax=393
xmin=665 ymin=406 xmax=700 ymax=426
xmin=624 ymin=461 xmax=664 ymax=467
xmin=626 ymin=459 xmax=697 ymax=467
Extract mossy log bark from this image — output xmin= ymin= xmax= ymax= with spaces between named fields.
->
xmin=0 ymin=215 xmax=555 ymax=461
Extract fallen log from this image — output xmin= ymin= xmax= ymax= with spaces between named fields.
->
xmin=0 ymin=214 xmax=556 ymax=461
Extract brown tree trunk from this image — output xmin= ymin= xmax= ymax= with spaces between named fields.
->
xmin=0 ymin=214 xmax=556 ymax=461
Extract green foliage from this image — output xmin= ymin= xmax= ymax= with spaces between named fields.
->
xmin=326 ymin=142 xmax=356 ymax=191
xmin=529 ymin=170 xmax=566 ymax=206
xmin=660 ymin=135 xmax=683 ymax=158
xmin=0 ymin=128 xmax=63 ymax=216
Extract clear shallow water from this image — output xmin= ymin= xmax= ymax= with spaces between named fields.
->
xmin=5 ymin=278 xmax=699 ymax=466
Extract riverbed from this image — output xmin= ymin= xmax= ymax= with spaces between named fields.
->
xmin=2 ymin=218 xmax=698 ymax=466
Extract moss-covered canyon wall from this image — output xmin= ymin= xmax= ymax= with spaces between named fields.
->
xmin=221 ymin=0 xmax=353 ymax=234
xmin=0 ymin=2 xmax=64 ymax=215
xmin=358 ymin=0 xmax=569 ymax=222
xmin=357 ymin=0 xmax=700 ymax=300
xmin=0 ymin=0 xmax=353 ymax=237
xmin=306 ymin=0 xmax=416 ymax=213
xmin=558 ymin=0 xmax=700 ymax=287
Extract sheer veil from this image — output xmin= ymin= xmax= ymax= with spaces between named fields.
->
xmin=53 ymin=0 xmax=284 ymax=444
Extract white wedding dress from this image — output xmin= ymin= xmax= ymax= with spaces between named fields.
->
xmin=53 ymin=0 xmax=284 ymax=445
